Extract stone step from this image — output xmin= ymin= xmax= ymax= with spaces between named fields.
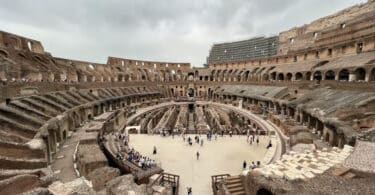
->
xmin=0 ymin=141 xmax=45 ymax=159
xmin=0 ymin=117 xmax=37 ymax=139
xmin=32 ymin=95 xmax=68 ymax=112
xmin=226 ymin=182 xmax=243 ymax=189
xmin=0 ymin=129 xmax=30 ymax=143
xmin=44 ymin=94 xmax=74 ymax=109
xmin=55 ymin=92 xmax=81 ymax=106
xmin=0 ymin=107 xmax=43 ymax=129
xmin=0 ymin=169 xmax=43 ymax=181
xmin=231 ymin=192 xmax=246 ymax=195
xmin=8 ymin=102 xmax=50 ymax=122
xmin=227 ymin=186 xmax=245 ymax=194
xmin=20 ymin=98 xmax=60 ymax=116
xmin=0 ymin=156 xmax=47 ymax=170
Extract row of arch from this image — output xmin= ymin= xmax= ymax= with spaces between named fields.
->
xmin=210 ymin=67 xmax=375 ymax=82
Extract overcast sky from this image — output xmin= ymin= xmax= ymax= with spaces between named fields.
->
xmin=0 ymin=0 xmax=367 ymax=67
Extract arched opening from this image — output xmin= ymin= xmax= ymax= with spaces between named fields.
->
xmin=338 ymin=69 xmax=349 ymax=81
xmin=313 ymin=71 xmax=322 ymax=80
xmin=187 ymin=88 xmax=194 ymax=97
xmin=277 ymin=73 xmax=284 ymax=81
xmin=244 ymin=71 xmax=250 ymax=81
xmin=270 ymin=72 xmax=276 ymax=80
xmin=325 ymin=70 xmax=335 ymax=80
xmin=257 ymin=188 xmax=274 ymax=195
xmin=118 ymin=75 xmax=123 ymax=82
xmin=187 ymin=72 xmax=194 ymax=81
xmin=286 ymin=73 xmax=292 ymax=81
xmin=295 ymin=72 xmax=303 ymax=80
xmin=355 ymin=68 xmax=366 ymax=81
xmin=170 ymin=88 xmax=175 ymax=96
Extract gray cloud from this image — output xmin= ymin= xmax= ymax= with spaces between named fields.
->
xmin=0 ymin=0 xmax=367 ymax=66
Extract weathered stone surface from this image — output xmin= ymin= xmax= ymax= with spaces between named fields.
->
xmin=48 ymin=177 xmax=96 ymax=195
xmin=0 ymin=174 xmax=44 ymax=195
xmin=76 ymin=143 xmax=108 ymax=177
xmin=101 ymin=174 xmax=147 ymax=195
xmin=87 ymin=166 xmax=121 ymax=191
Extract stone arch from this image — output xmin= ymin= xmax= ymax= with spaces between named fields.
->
xmin=324 ymin=70 xmax=335 ymax=80
xmin=295 ymin=72 xmax=303 ymax=80
xmin=286 ymin=73 xmax=292 ymax=81
xmin=338 ymin=69 xmax=349 ymax=81
xmin=243 ymin=70 xmax=250 ymax=81
xmin=313 ymin=71 xmax=322 ymax=80
xmin=257 ymin=188 xmax=274 ymax=195
xmin=270 ymin=72 xmax=276 ymax=80
xmin=354 ymin=67 xmax=366 ymax=81
xmin=277 ymin=73 xmax=284 ymax=81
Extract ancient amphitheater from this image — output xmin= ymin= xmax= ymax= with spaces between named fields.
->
xmin=0 ymin=1 xmax=375 ymax=195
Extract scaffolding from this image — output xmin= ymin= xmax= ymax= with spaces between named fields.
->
xmin=207 ymin=36 xmax=278 ymax=64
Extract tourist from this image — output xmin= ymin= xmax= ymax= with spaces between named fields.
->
xmin=200 ymin=139 xmax=204 ymax=146
xmin=187 ymin=187 xmax=192 ymax=195
xmin=229 ymin=130 xmax=233 ymax=137
xmin=256 ymin=137 xmax=259 ymax=145
xmin=153 ymin=146 xmax=157 ymax=155
xmin=243 ymin=160 xmax=247 ymax=169
xmin=196 ymin=151 xmax=200 ymax=160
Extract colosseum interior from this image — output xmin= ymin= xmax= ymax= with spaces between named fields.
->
xmin=0 ymin=1 xmax=375 ymax=195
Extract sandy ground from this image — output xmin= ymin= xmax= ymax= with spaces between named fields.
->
xmin=130 ymin=134 xmax=269 ymax=195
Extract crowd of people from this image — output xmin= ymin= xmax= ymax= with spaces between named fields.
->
xmin=111 ymin=132 xmax=157 ymax=170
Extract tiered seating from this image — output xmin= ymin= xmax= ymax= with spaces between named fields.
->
xmin=0 ymin=86 xmax=163 ymax=191
xmin=255 ymin=145 xmax=354 ymax=180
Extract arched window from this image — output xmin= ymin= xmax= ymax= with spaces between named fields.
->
xmin=286 ymin=73 xmax=293 ymax=81
xmin=313 ymin=71 xmax=322 ymax=80
xmin=355 ymin=68 xmax=366 ymax=81
xmin=325 ymin=70 xmax=335 ymax=80
xmin=277 ymin=73 xmax=284 ymax=81
xmin=338 ymin=69 xmax=349 ymax=81
xmin=295 ymin=72 xmax=303 ymax=80
xmin=270 ymin=72 xmax=276 ymax=80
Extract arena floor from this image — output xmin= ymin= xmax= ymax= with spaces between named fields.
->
xmin=130 ymin=134 xmax=270 ymax=194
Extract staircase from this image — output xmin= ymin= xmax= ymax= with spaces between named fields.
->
xmin=225 ymin=175 xmax=246 ymax=195
xmin=188 ymin=113 xmax=195 ymax=133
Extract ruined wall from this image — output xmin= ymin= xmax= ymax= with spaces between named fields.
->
xmin=278 ymin=0 xmax=375 ymax=55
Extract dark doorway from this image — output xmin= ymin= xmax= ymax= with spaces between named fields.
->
xmin=187 ymin=88 xmax=194 ymax=97
xmin=257 ymin=188 xmax=273 ymax=195
xmin=188 ymin=104 xmax=194 ymax=113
